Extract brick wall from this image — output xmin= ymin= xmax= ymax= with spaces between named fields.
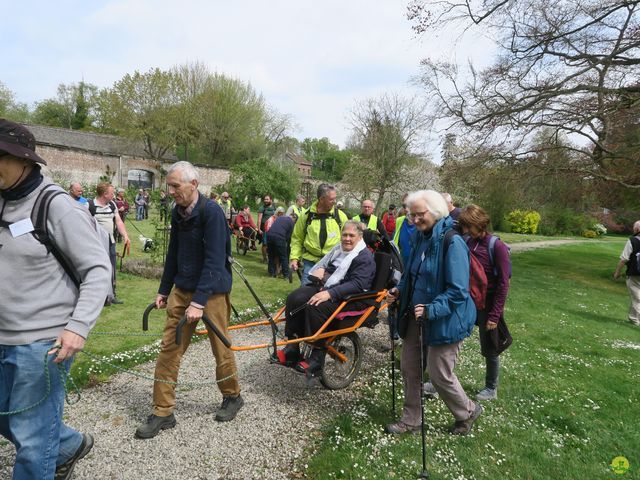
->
xmin=39 ymin=144 xmax=229 ymax=192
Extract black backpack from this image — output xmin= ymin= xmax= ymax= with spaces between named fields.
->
xmin=363 ymin=229 xmax=404 ymax=289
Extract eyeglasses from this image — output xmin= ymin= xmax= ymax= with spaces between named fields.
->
xmin=408 ymin=210 xmax=430 ymax=220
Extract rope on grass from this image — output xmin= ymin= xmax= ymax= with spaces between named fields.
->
xmin=79 ymin=350 xmax=238 ymax=387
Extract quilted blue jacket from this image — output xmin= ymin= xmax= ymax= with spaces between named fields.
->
xmin=397 ymin=216 xmax=475 ymax=345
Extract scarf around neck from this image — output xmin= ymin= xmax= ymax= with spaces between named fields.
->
xmin=322 ymin=238 xmax=368 ymax=289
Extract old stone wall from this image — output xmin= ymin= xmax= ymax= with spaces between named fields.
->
xmin=39 ymin=144 xmax=229 ymax=192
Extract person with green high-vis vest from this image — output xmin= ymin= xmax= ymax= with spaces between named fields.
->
xmin=290 ymin=184 xmax=349 ymax=285
xmin=353 ymin=199 xmax=388 ymax=240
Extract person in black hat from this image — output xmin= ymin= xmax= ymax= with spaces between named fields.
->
xmin=0 ymin=119 xmax=111 ymax=479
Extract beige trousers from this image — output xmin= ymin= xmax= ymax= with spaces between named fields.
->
xmin=400 ymin=318 xmax=475 ymax=425
xmin=153 ymin=287 xmax=240 ymax=416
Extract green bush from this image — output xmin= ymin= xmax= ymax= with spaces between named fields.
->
xmin=537 ymin=208 xmax=596 ymax=236
xmin=505 ymin=209 xmax=541 ymax=234
xmin=582 ymin=229 xmax=597 ymax=238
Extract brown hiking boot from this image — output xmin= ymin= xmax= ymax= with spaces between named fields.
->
xmin=448 ymin=403 xmax=483 ymax=436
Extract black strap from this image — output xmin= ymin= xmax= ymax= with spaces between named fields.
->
xmin=32 ymin=185 xmax=80 ymax=288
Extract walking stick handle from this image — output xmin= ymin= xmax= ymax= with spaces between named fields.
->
xmin=142 ymin=302 xmax=156 ymax=331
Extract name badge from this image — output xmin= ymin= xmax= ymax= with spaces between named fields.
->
xmin=9 ymin=218 xmax=35 ymax=238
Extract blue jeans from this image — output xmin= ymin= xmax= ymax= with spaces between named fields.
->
xmin=300 ymin=259 xmax=316 ymax=286
xmin=0 ymin=341 xmax=82 ymax=480
xmin=136 ymin=205 xmax=145 ymax=221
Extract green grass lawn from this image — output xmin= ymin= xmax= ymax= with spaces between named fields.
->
xmin=71 ymin=212 xmax=295 ymax=386
xmin=304 ymin=239 xmax=640 ymax=480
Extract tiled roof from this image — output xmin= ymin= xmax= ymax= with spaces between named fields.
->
xmin=25 ymin=124 xmax=177 ymax=161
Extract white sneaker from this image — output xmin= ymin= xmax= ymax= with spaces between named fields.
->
xmin=476 ymin=387 xmax=497 ymax=401
xmin=423 ymin=381 xmax=439 ymax=398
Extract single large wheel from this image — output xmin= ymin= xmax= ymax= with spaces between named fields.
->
xmin=320 ymin=332 xmax=362 ymax=390
xmin=236 ymin=237 xmax=248 ymax=256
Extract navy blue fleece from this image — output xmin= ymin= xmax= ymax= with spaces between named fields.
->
xmin=159 ymin=194 xmax=232 ymax=305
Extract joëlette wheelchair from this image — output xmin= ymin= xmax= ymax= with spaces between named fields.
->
xmin=142 ymin=250 xmax=393 ymax=390
xmin=232 ymin=226 xmax=257 ymax=256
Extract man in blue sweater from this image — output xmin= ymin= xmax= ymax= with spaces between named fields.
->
xmin=136 ymin=161 xmax=243 ymax=439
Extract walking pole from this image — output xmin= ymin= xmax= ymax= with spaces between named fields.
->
xmin=416 ymin=309 xmax=429 ymax=479
xmin=389 ymin=302 xmax=398 ymax=415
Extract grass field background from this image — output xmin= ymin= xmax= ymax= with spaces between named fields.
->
xmin=303 ymin=240 xmax=640 ymax=480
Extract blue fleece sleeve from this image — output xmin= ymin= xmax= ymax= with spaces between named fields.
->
xmin=192 ymin=202 xmax=232 ymax=305
xmin=427 ymin=235 xmax=470 ymax=321
xmin=158 ymin=210 xmax=178 ymax=296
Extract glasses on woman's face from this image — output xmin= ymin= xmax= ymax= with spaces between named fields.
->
xmin=408 ymin=210 xmax=429 ymax=220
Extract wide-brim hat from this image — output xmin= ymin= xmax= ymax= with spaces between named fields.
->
xmin=0 ymin=119 xmax=47 ymax=165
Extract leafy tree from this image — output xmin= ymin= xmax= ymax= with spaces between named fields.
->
xmin=301 ymin=137 xmax=350 ymax=181
xmin=344 ymin=93 xmax=429 ymax=212
xmin=197 ymin=74 xmax=271 ymax=166
xmin=0 ymin=82 xmax=30 ymax=122
xmin=410 ymin=0 xmax=640 ymax=190
xmin=98 ymin=68 xmax=181 ymax=161
xmin=222 ymin=157 xmax=301 ymax=208
xmin=32 ymin=82 xmax=97 ymax=129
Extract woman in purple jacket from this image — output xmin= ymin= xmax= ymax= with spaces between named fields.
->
xmin=458 ymin=204 xmax=511 ymax=401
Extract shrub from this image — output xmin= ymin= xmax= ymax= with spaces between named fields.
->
xmin=537 ymin=208 xmax=596 ymax=236
xmin=506 ymin=209 xmax=541 ymax=234
xmin=582 ymin=230 xmax=597 ymax=238
xmin=592 ymin=223 xmax=607 ymax=236
xmin=121 ymin=258 xmax=164 ymax=279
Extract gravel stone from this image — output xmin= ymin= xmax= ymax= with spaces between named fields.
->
xmin=0 ymin=320 xmax=391 ymax=479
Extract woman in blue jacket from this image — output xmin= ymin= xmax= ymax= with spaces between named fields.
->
xmin=386 ymin=190 xmax=481 ymax=436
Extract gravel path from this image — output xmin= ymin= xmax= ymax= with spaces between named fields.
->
xmin=508 ymin=239 xmax=595 ymax=252
xmin=0 ymin=321 xmax=391 ymax=479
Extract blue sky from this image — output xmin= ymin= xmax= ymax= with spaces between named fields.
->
xmin=2 ymin=0 xmax=493 ymax=148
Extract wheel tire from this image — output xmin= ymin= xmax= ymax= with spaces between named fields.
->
xmin=320 ymin=332 xmax=362 ymax=390
xmin=237 ymin=239 xmax=248 ymax=256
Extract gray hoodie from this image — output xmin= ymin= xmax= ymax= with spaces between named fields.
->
xmin=0 ymin=179 xmax=111 ymax=344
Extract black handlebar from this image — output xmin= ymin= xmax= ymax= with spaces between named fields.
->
xmin=175 ymin=314 xmax=232 ymax=348
xmin=142 ymin=302 xmax=157 ymax=331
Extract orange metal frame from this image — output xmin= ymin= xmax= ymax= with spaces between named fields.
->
xmin=209 ymin=289 xmax=390 ymax=356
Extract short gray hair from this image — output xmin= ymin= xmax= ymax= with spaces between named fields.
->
xmin=168 ymin=161 xmax=199 ymax=183
xmin=342 ymin=219 xmax=365 ymax=236
xmin=406 ymin=190 xmax=449 ymax=220
xmin=317 ymin=183 xmax=336 ymax=200
xmin=634 ymin=220 xmax=640 ymax=234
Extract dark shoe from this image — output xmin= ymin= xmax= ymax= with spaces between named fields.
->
xmin=423 ymin=381 xmax=439 ymax=399
xmin=215 ymin=395 xmax=244 ymax=422
xmin=305 ymin=348 xmax=326 ymax=385
xmin=476 ymin=387 xmax=497 ymax=401
xmin=385 ymin=421 xmax=420 ymax=435
xmin=135 ymin=414 xmax=176 ymax=439
xmin=111 ymin=297 xmax=124 ymax=305
xmin=448 ymin=403 xmax=483 ymax=436
xmin=55 ymin=433 xmax=94 ymax=480
xmin=271 ymin=345 xmax=301 ymax=367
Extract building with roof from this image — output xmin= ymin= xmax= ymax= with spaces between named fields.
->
xmin=27 ymin=124 xmax=229 ymax=192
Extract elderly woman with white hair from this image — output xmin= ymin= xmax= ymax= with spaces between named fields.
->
xmin=614 ymin=220 xmax=640 ymax=326
xmin=386 ymin=190 xmax=481 ymax=436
